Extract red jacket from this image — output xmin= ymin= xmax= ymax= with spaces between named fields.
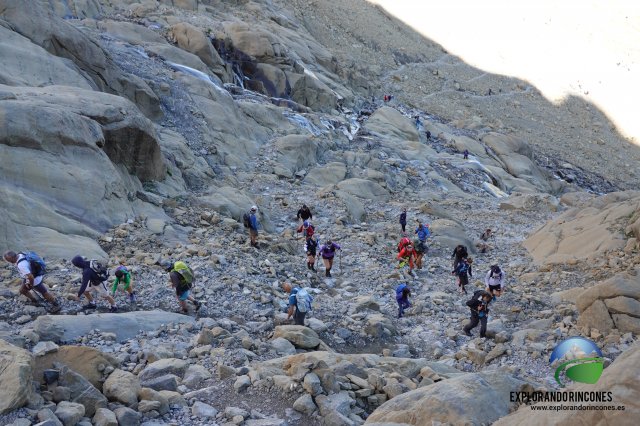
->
xmin=297 ymin=224 xmax=315 ymax=238
xmin=397 ymin=247 xmax=417 ymax=268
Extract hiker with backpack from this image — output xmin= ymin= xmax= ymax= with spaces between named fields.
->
xmin=282 ymin=282 xmax=313 ymax=325
xmin=451 ymin=244 xmax=468 ymax=270
xmin=413 ymin=238 xmax=427 ymax=270
xmin=399 ymin=208 xmax=407 ymax=233
xmin=319 ymin=239 xmax=341 ymax=277
xmin=415 ymin=219 xmax=431 ymax=245
xmin=296 ymin=204 xmax=313 ymax=222
xmin=397 ymin=235 xmax=411 ymax=253
xmin=305 ymin=236 xmax=318 ymax=272
xmin=162 ymin=260 xmax=201 ymax=314
xmin=111 ymin=263 xmax=136 ymax=304
xmin=485 ymin=265 xmax=505 ymax=300
xmin=453 ymin=257 xmax=473 ymax=294
xmin=397 ymin=243 xmax=418 ymax=277
xmin=395 ymin=283 xmax=412 ymax=318
xmin=243 ymin=206 xmax=260 ymax=248
xmin=71 ymin=256 xmax=117 ymax=312
xmin=3 ymin=250 xmax=61 ymax=313
xmin=463 ymin=290 xmax=492 ymax=337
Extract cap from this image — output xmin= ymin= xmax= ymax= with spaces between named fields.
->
xmin=303 ymin=220 xmax=309 ymax=227
xmin=251 ymin=205 xmax=258 ymax=211
xmin=161 ymin=260 xmax=174 ymax=272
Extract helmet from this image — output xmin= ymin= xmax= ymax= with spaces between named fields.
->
xmin=250 ymin=205 xmax=258 ymax=212
xmin=71 ymin=255 xmax=85 ymax=268
xmin=303 ymin=220 xmax=309 ymax=227
xmin=491 ymin=265 xmax=501 ymax=274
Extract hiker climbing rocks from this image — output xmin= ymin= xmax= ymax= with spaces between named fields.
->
xmin=243 ymin=205 xmax=260 ymax=247
xmin=463 ymin=290 xmax=492 ymax=337
xmin=296 ymin=204 xmax=313 ymax=221
xmin=453 ymin=257 xmax=473 ymax=294
xmin=463 ymin=149 xmax=469 ymax=159
xmin=319 ymin=239 xmax=341 ymax=277
xmin=399 ymin=208 xmax=407 ymax=233
xmin=305 ymin=236 xmax=318 ymax=271
xmin=485 ymin=265 xmax=505 ymax=300
xmin=413 ymin=238 xmax=427 ymax=270
xmin=111 ymin=263 xmax=136 ymax=304
xmin=426 ymin=130 xmax=432 ymax=140
xmin=3 ymin=250 xmax=61 ymax=313
xmin=397 ymin=235 xmax=411 ymax=253
xmin=397 ymin=243 xmax=418 ymax=277
xmin=282 ymin=282 xmax=313 ymax=326
xmin=297 ymin=220 xmax=315 ymax=239
xmin=71 ymin=256 xmax=117 ymax=312
xmin=451 ymin=244 xmax=469 ymax=269
xmin=395 ymin=283 xmax=412 ymax=318
xmin=480 ymin=228 xmax=493 ymax=241
xmin=163 ymin=260 xmax=201 ymax=314
xmin=415 ymin=219 xmax=430 ymax=241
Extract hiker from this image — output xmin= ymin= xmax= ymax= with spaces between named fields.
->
xmin=453 ymin=257 xmax=473 ymax=294
xmin=426 ymin=130 xmax=432 ymax=140
xmin=395 ymin=283 xmax=412 ymax=318
xmin=397 ymin=243 xmax=418 ymax=276
xmin=480 ymin=228 xmax=493 ymax=241
xmin=415 ymin=116 xmax=421 ymax=127
xmin=485 ymin=265 xmax=505 ymax=300
xmin=413 ymin=237 xmax=427 ymax=270
xmin=451 ymin=244 xmax=468 ymax=269
xmin=3 ymin=250 xmax=61 ymax=313
xmin=111 ymin=263 xmax=136 ymax=304
xmin=397 ymin=235 xmax=411 ymax=253
xmin=282 ymin=282 xmax=312 ymax=325
xmin=71 ymin=256 xmax=117 ymax=312
xmin=463 ymin=290 xmax=492 ymax=337
xmin=319 ymin=239 xmax=341 ymax=277
xmin=305 ymin=236 xmax=318 ymax=271
xmin=297 ymin=220 xmax=315 ymax=239
xmin=415 ymin=219 xmax=431 ymax=242
xmin=399 ymin=208 xmax=407 ymax=233
xmin=296 ymin=204 xmax=313 ymax=221
xmin=463 ymin=149 xmax=469 ymax=159
xmin=163 ymin=260 xmax=201 ymax=314
xmin=244 ymin=205 xmax=260 ymax=248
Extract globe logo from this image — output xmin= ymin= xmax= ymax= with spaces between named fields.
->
xmin=549 ymin=337 xmax=604 ymax=387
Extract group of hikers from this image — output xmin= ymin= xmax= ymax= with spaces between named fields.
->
xmin=4 ymin=203 xmax=506 ymax=338
xmin=2 ymin=250 xmax=201 ymax=315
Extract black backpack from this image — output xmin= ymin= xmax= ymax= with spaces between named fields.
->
xmin=89 ymin=260 xmax=109 ymax=283
xmin=242 ymin=212 xmax=250 ymax=228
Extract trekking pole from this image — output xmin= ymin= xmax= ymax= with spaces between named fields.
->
xmin=339 ymin=249 xmax=342 ymax=275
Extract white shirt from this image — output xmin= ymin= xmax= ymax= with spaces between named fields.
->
xmin=16 ymin=254 xmax=44 ymax=286
xmin=485 ymin=270 xmax=505 ymax=290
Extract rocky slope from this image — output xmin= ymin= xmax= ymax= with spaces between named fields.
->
xmin=0 ymin=1 xmax=639 ymax=425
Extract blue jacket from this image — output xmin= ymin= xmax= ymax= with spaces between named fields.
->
xmin=249 ymin=213 xmax=259 ymax=230
xmin=415 ymin=225 xmax=430 ymax=241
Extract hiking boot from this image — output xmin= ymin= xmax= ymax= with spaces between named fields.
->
xmin=83 ymin=302 xmax=97 ymax=310
xmin=49 ymin=303 xmax=62 ymax=314
xmin=463 ymin=330 xmax=472 ymax=337
xmin=194 ymin=300 xmax=202 ymax=312
xmin=109 ymin=305 xmax=118 ymax=313
xmin=130 ymin=293 xmax=137 ymax=303
xmin=325 ymin=271 xmax=331 ymax=277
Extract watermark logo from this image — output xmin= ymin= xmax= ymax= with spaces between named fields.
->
xmin=549 ymin=337 xmax=604 ymax=387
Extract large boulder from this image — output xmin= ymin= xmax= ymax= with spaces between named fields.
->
xmin=494 ymin=344 xmax=640 ymax=425
xmin=103 ymin=369 xmax=140 ymax=407
xmin=365 ymin=372 xmax=530 ymax=425
xmin=138 ymin=358 xmax=189 ymax=383
xmin=291 ymin=75 xmax=338 ymax=112
xmin=304 ymin=162 xmax=347 ymax=186
xmin=272 ymin=326 xmax=322 ymax=350
xmin=365 ymin=106 xmax=419 ymax=143
xmin=0 ymin=340 xmax=33 ymax=414
xmin=33 ymin=346 xmax=119 ymax=391
xmin=0 ymin=84 xmax=167 ymax=258
xmin=223 ymin=22 xmax=275 ymax=59
xmin=429 ymin=219 xmax=475 ymax=255
xmin=524 ymin=191 xmax=640 ymax=265
xmin=168 ymin=23 xmax=225 ymax=75
xmin=576 ymin=270 xmax=640 ymax=334
xmin=336 ymin=178 xmax=389 ymax=200
xmin=57 ymin=365 xmax=108 ymax=416
xmin=32 ymin=311 xmax=195 ymax=343
xmin=274 ymin=135 xmax=320 ymax=173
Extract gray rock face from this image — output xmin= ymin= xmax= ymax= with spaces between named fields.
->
xmin=56 ymin=365 xmax=107 ymax=417
xmin=103 ymin=369 xmax=140 ymax=407
xmin=0 ymin=340 xmax=33 ymax=414
xmin=32 ymin=311 xmax=195 ymax=343
xmin=54 ymin=401 xmax=85 ymax=426
xmin=138 ymin=358 xmax=188 ymax=382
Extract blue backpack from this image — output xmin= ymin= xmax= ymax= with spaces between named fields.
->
xmin=456 ymin=262 xmax=470 ymax=275
xmin=18 ymin=251 xmax=46 ymax=276
xmin=396 ymin=283 xmax=409 ymax=299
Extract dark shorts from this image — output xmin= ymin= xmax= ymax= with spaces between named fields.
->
xmin=249 ymin=229 xmax=258 ymax=237
xmin=488 ymin=284 xmax=501 ymax=292
xmin=414 ymin=240 xmax=427 ymax=254
xmin=23 ymin=279 xmax=48 ymax=295
xmin=307 ymin=248 xmax=317 ymax=256
xmin=458 ymin=274 xmax=469 ymax=286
